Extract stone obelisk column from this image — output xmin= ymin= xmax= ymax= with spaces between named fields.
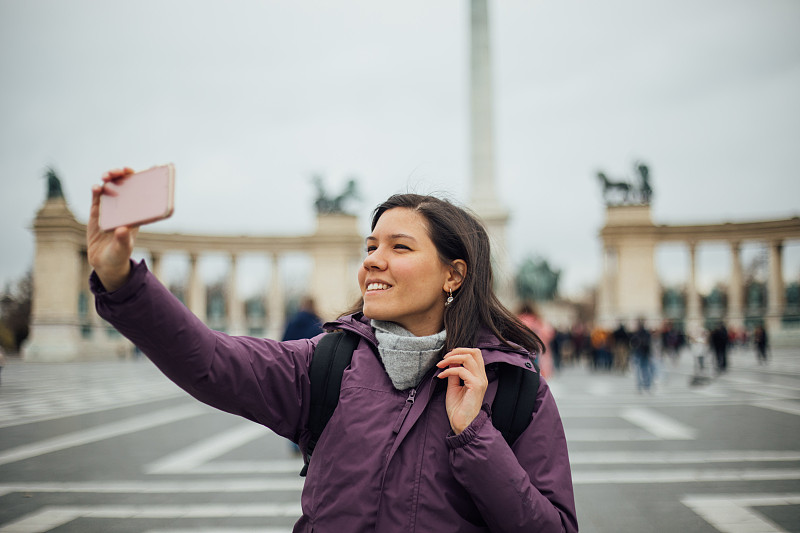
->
xmin=469 ymin=0 xmax=513 ymax=305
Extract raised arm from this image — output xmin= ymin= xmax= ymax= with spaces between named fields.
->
xmin=87 ymin=168 xmax=137 ymax=292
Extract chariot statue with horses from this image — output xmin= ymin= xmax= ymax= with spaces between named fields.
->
xmin=312 ymin=174 xmax=361 ymax=215
xmin=596 ymin=161 xmax=653 ymax=206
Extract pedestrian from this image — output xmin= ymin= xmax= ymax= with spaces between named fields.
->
xmin=282 ymin=296 xmax=324 ymax=457
xmin=611 ymin=322 xmax=630 ymax=374
xmin=282 ymin=296 xmax=323 ymax=341
xmin=629 ymin=319 xmax=653 ymax=392
xmin=550 ymin=328 xmax=565 ymax=371
xmin=659 ymin=319 xmax=681 ymax=365
xmin=688 ymin=325 xmax=711 ymax=386
xmin=516 ymin=302 xmax=555 ymax=378
xmin=87 ymin=170 xmax=578 ymax=533
xmin=589 ymin=325 xmax=612 ymax=371
xmin=710 ymin=322 xmax=729 ymax=373
xmin=753 ymin=324 xmax=769 ymax=364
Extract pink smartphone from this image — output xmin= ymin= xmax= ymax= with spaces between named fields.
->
xmin=99 ymin=164 xmax=175 ymax=231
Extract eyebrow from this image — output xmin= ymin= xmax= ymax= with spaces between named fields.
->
xmin=365 ymin=233 xmax=418 ymax=243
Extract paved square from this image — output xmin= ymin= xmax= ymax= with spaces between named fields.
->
xmin=1 ymin=345 xmax=798 ymax=532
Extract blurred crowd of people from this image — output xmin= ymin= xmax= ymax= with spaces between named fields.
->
xmin=516 ymin=304 xmax=771 ymax=391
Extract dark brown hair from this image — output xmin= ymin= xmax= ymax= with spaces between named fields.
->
xmin=344 ymin=193 xmax=544 ymax=356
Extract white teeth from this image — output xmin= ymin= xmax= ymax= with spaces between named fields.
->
xmin=367 ymin=283 xmax=390 ymax=291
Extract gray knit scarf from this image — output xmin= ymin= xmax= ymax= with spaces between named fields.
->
xmin=371 ymin=320 xmax=446 ymax=391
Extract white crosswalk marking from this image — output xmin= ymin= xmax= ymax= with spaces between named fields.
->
xmin=620 ymin=407 xmax=697 ymax=439
xmin=146 ymin=423 xmax=272 ymax=474
xmin=146 ymin=529 xmax=291 ymax=533
xmin=0 ymin=479 xmax=305 ymax=497
xmin=682 ymin=493 xmax=800 ymax=533
xmin=0 ymin=404 xmax=206 ymax=466
xmin=0 ymin=505 xmax=302 ymax=533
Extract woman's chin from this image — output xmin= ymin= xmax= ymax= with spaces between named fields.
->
xmin=362 ymin=305 xmax=392 ymax=323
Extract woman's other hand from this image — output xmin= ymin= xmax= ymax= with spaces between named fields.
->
xmin=87 ymin=168 xmax=138 ymax=292
xmin=436 ymin=348 xmax=489 ymax=434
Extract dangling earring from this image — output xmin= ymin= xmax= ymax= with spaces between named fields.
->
xmin=445 ymin=289 xmax=454 ymax=307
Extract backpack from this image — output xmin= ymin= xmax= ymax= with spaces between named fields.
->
xmin=300 ymin=330 xmax=540 ymax=476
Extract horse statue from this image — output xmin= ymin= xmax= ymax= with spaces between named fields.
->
xmin=312 ymin=174 xmax=360 ymax=215
xmin=596 ymin=161 xmax=654 ymax=206
xmin=596 ymin=171 xmax=632 ymax=205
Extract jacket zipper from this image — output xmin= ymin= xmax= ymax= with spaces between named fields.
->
xmin=392 ymin=388 xmax=416 ymax=434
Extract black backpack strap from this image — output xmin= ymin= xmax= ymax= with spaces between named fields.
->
xmin=492 ymin=361 xmax=540 ymax=446
xmin=300 ymin=330 xmax=359 ymax=477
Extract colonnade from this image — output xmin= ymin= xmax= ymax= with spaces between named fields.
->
xmin=24 ymin=196 xmax=363 ymax=361
xmin=597 ymin=205 xmax=800 ymax=335
xmin=143 ymin=250 xmax=287 ymax=337
xmin=683 ymin=239 xmax=787 ymax=330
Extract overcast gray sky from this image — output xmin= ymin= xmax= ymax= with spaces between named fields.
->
xmin=2 ymin=0 xmax=799 ymax=298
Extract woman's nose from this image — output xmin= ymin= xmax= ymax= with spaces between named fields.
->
xmin=363 ymin=248 xmax=387 ymax=270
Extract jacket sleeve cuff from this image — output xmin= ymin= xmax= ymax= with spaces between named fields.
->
xmin=445 ymin=404 xmax=492 ymax=449
xmin=90 ymin=259 xmax=146 ymax=297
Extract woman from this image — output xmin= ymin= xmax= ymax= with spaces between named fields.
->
xmin=88 ymin=169 xmax=578 ymax=532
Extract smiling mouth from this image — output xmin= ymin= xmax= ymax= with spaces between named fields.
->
xmin=366 ymin=283 xmax=391 ymax=291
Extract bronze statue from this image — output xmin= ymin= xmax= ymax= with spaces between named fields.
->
xmin=636 ymin=162 xmax=652 ymax=204
xmin=312 ymin=174 xmax=360 ymax=215
xmin=596 ymin=171 xmax=632 ymax=205
xmin=596 ymin=161 xmax=654 ymax=206
xmin=516 ymin=256 xmax=561 ymax=302
xmin=45 ymin=167 xmax=64 ymax=200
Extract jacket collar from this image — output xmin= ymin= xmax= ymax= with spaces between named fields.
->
xmin=325 ymin=314 xmax=536 ymax=371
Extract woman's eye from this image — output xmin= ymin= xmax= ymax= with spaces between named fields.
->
xmin=394 ymin=244 xmax=410 ymax=250
xmin=365 ymin=245 xmax=377 ymax=253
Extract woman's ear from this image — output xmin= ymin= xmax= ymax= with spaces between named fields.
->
xmin=445 ymin=259 xmax=467 ymax=291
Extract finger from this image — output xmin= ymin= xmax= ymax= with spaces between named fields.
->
xmin=436 ymin=356 xmax=471 ymax=376
xmin=437 ymin=366 xmax=475 ymax=384
xmin=443 ymin=348 xmax=482 ymax=361
xmin=88 ymin=186 xmax=103 ymax=233
xmin=102 ymin=182 xmax=119 ymax=197
xmin=101 ymin=167 xmax=134 ymax=183
xmin=446 ymin=372 xmax=462 ymax=394
xmin=90 ymin=185 xmax=102 ymax=211
xmin=438 ymin=350 xmax=484 ymax=374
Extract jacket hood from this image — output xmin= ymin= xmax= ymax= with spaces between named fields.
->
xmin=326 ymin=313 xmax=536 ymax=371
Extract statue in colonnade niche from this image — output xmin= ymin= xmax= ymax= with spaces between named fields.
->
xmin=515 ymin=256 xmax=561 ymax=302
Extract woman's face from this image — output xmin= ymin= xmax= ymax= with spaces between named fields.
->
xmin=358 ymin=207 xmax=458 ymax=337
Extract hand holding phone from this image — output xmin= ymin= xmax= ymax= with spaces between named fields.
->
xmin=99 ymin=164 xmax=175 ymax=231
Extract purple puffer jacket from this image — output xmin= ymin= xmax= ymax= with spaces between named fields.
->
xmin=92 ymin=261 xmax=579 ymax=533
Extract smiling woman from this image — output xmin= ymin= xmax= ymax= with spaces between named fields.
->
xmin=88 ymin=174 xmax=578 ymax=532
xmin=359 ymin=207 xmax=461 ymax=337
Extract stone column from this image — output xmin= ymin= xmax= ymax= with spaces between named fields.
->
xmin=187 ymin=253 xmax=207 ymax=322
xmin=226 ymin=254 xmax=245 ymax=335
xmin=727 ymin=241 xmax=744 ymax=329
xmin=596 ymin=245 xmax=618 ymax=327
xmin=469 ymin=0 xmax=497 ymax=207
xmin=766 ymin=240 xmax=785 ymax=333
xmin=468 ymin=0 xmax=512 ymax=306
xmin=267 ymin=253 xmax=285 ymax=340
xmin=311 ymin=214 xmax=363 ymax=321
xmin=24 ymin=198 xmax=85 ymax=361
xmin=686 ymin=242 xmax=702 ymax=330
xmin=150 ymin=251 xmax=165 ymax=281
